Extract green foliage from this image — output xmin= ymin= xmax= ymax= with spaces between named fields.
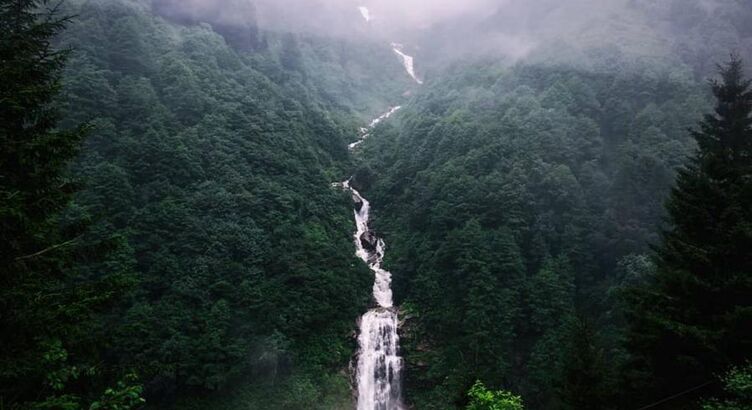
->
xmin=359 ymin=56 xmax=708 ymax=408
xmin=7 ymin=1 xmax=751 ymax=409
xmin=702 ymin=365 xmax=752 ymax=410
xmin=466 ymin=380 xmax=524 ymax=410
xmin=558 ymin=317 xmax=612 ymax=410
xmin=88 ymin=374 xmax=145 ymax=410
xmin=4 ymin=0 xmax=410 ymax=407
xmin=0 ymin=0 xmax=82 ymax=283
xmin=0 ymin=0 xmax=141 ymax=407
xmin=33 ymin=364 xmax=144 ymax=410
xmin=625 ymin=57 xmax=752 ymax=407
xmin=26 ymin=0 xmax=410 ymax=406
xmin=174 ymin=373 xmax=353 ymax=410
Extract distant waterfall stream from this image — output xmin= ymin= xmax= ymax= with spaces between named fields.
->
xmin=336 ymin=107 xmax=404 ymax=410
xmin=341 ymin=9 xmax=423 ymax=408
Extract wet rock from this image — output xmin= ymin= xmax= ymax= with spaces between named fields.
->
xmin=354 ymin=197 xmax=364 ymax=212
xmin=360 ymin=231 xmax=378 ymax=251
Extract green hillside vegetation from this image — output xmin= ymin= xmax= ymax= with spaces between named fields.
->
xmin=2 ymin=0 xmax=750 ymax=409
xmin=3 ymin=0 xmax=410 ymax=408
xmin=357 ymin=55 xmax=749 ymax=408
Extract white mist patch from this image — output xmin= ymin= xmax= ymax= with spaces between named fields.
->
xmin=358 ymin=6 xmax=371 ymax=22
xmin=391 ymin=43 xmax=423 ymax=84
xmin=489 ymin=32 xmax=537 ymax=60
xmin=364 ymin=0 xmax=507 ymax=29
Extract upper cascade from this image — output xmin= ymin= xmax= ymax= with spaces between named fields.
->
xmin=358 ymin=6 xmax=371 ymax=22
xmin=348 ymin=106 xmax=402 ymax=150
xmin=391 ymin=43 xmax=423 ymax=84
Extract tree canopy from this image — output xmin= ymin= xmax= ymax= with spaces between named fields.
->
xmin=625 ymin=57 xmax=752 ymax=408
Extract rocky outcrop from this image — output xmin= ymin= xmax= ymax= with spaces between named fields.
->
xmin=359 ymin=231 xmax=378 ymax=252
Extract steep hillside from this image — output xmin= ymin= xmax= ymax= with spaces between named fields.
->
xmin=350 ymin=2 xmax=752 ymax=407
xmin=357 ymin=58 xmax=710 ymax=409
xmin=51 ymin=0 xmax=411 ymax=407
xmin=4 ymin=0 xmax=750 ymax=409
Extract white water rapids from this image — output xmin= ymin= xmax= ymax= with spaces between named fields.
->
xmin=337 ymin=106 xmax=405 ymax=410
xmin=348 ymin=106 xmax=401 ymax=151
xmin=391 ymin=43 xmax=423 ymax=85
xmin=358 ymin=6 xmax=372 ymax=22
xmin=339 ymin=9 xmax=422 ymax=407
xmin=357 ymin=6 xmax=422 ymax=85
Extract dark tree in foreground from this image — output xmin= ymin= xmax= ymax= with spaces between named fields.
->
xmin=0 ymin=1 xmax=140 ymax=407
xmin=625 ymin=57 xmax=752 ymax=407
xmin=559 ymin=317 xmax=611 ymax=410
xmin=0 ymin=1 xmax=84 ymax=256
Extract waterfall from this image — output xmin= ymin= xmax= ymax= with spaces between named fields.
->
xmin=358 ymin=6 xmax=372 ymax=22
xmin=340 ymin=10 xmax=423 ymax=406
xmin=391 ymin=43 xmax=423 ymax=85
xmin=338 ymin=107 xmax=405 ymax=410
xmin=348 ymin=106 xmax=401 ymax=151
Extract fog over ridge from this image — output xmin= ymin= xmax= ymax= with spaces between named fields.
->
xmin=152 ymin=0 xmax=752 ymax=76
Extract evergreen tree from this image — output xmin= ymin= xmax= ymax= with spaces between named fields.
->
xmin=559 ymin=316 xmax=611 ymax=410
xmin=0 ymin=1 xmax=84 ymax=261
xmin=625 ymin=57 xmax=752 ymax=406
xmin=0 ymin=1 xmax=140 ymax=407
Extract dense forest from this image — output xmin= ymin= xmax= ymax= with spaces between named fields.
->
xmin=2 ymin=0 xmax=411 ymax=408
xmin=357 ymin=59 xmax=709 ymax=408
xmin=1 ymin=0 xmax=751 ymax=409
xmin=356 ymin=1 xmax=752 ymax=408
xmin=355 ymin=9 xmax=752 ymax=410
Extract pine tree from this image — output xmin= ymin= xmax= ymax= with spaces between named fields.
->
xmin=1 ymin=0 xmax=86 ymax=402
xmin=625 ymin=57 xmax=752 ymax=407
xmin=1 ymin=1 xmax=85 ymax=257
xmin=559 ymin=316 xmax=611 ymax=410
xmin=0 ymin=1 xmax=140 ymax=407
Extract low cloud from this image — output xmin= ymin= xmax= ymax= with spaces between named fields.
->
xmin=151 ymin=0 xmax=749 ymax=73
xmin=359 ymin=0 xmax=507 ymax=29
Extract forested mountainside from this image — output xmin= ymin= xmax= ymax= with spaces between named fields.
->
xmin=60 ymin=0 xmax=416 ymax=406
xmin=356 ymin=59 xmax=709 ymax=409
xmin=3 ymin=0 xmax=412 ymax=408
xmin=2 ymin=0 xmax=751 ymax=409
xmin=352 ymin=2 xmax=752 ymax=407
xmin=407 ymin=0 xmax=752 ymax=82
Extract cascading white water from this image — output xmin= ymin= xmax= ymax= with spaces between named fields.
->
xmin=358 ymin=6 xmax=372 ymax=22
xmin=348 ymin=106 xmax=401 ymax=150
xmin=338 ymin=107 xmax=405 ymax=410
xmin=340 ymin=10 xmax=423 ymax=406
xmin=391 ymin=43 xmax=423 ymax=85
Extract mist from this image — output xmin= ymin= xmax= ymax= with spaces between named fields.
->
xmin=152 ymin=0 xmax=752 ymax=76
xmin=153 ymin=0 xmax=507 ymax=31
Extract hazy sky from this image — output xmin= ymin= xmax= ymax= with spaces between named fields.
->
xmin=356 ymin=0 xmax=507 ymax=28
xmin=159 ymin=0 xmax=510 ymax=31
xmin=153 ymin=0 xmax=751 ymax=75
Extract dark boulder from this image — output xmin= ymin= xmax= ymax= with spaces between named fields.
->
xmin=360 ymin=231 xmax=378 ymax=251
